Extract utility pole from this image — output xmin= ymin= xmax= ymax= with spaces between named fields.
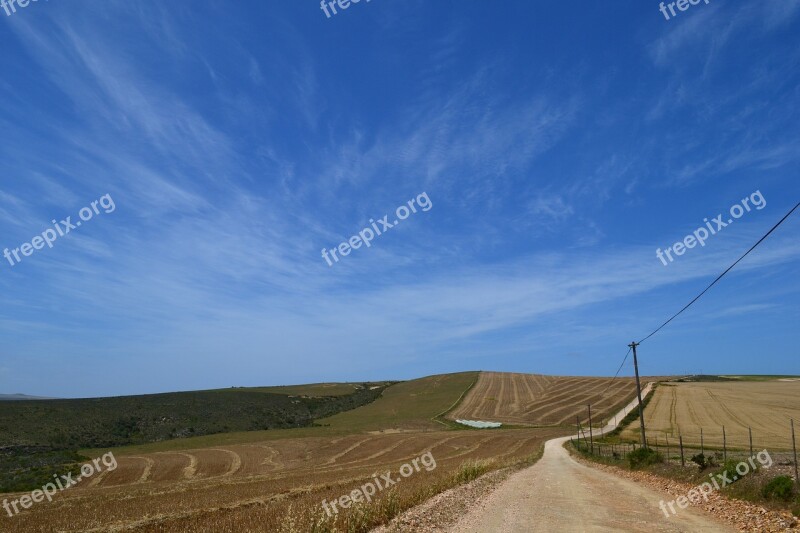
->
xmin=629 ymin=341 xmax=647 ymax=448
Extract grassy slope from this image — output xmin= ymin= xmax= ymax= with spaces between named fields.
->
xmin=322 ymin=371 xmax=479 ymax=432
xmin=88 ymin=372 xmax=479 ymax=456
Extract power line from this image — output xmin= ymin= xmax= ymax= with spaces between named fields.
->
xmin=610 ymin=347 xmax=631 ymax=380
xmin=601 ymin=201 xmax=798 ymax=419
xmin=603 ymin=200 xmax=798 ymax=413
xmin=600 ymin=346 xmax=632 ymax=398
xmin=638 ymin=200 xmax=800 ymax=344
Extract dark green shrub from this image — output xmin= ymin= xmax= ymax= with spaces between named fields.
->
xmin=762 ymin=475 xmax=795 ymax=501
xmin=714 ymin=460 xmax=745 ymax=487
xmin=628 ymin=447 xmax=663 ymax=469
xmin=690 ymin=453 xmax=707 ymax=470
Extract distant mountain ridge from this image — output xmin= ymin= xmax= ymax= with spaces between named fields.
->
xmin=0 ymin=393 xmax=56 ymax=401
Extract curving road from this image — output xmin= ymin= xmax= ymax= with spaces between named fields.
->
xmin=448 ymin=384 xmax=736 ymax=532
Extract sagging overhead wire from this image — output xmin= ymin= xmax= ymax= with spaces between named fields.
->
xmin=637 ymin=200 xmax=800 ymax=344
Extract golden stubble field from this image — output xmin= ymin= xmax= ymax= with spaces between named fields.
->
xmin=622 ymin=380 xmax=800 ymax=450
xmin=0 ymin=427 xmax=567 ymax=532
xmin=1 ymin=373 xmax=581 ymax=532
xmin=448 ymin=371 xmax=641 ymax=426
xmin=0 ymin=371 xmax=648 ymax=532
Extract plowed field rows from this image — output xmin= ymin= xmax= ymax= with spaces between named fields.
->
xmin=1 ymin=428 xmax=566 ymax=532
xmin=621 ymin=381 xmax=800 ymax=450
xmin=448 ymin=372 xmax=640 ymax=426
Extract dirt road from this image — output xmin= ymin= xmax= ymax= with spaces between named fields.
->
xmin=448 ymin=384 xmax=736 ymax=532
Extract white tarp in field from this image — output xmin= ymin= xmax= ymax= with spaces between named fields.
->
xmin=455 ymin=419 xmax=502 ymax=429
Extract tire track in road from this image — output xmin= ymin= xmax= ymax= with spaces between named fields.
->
xmin=448 ymin=384 xmax=735 ymax=532
xmin=448 ymin=435 xmax=735 ymax=532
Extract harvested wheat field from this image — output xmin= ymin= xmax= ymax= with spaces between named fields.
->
xmin=0 ymin=427 xmax=566 ymax=532
xmin=622 ymin=381 xmax=800 ymax=450
xmin=447 ymin=371 xmax=642 ymax=426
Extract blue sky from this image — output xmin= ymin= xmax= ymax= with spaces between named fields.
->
xmin=1 ymin=0 xmax=798 ymax=398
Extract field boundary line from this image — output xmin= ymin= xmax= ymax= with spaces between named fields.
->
xmin=433 ymin=372 xmax=481 ymax=428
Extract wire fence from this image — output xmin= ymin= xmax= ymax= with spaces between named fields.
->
xmin=572 ymin=419 xmax=800 ymax=484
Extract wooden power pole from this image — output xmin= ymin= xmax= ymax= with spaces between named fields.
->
xmin=629 ymin=341 xmax=647 ymax=448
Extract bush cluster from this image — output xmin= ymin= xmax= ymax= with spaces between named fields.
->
xmin=627 ymin=447 xmax=663 ymax=469
xmin=762 ymin=475 xmax=795 ymax=501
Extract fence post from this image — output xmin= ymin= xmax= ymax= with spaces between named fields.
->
xmin=665 ymin=434 xmax=670 ymax=464
xmin=723 ymin=426 xmax=727 ymax=462
xmin=679 ymin=435 xmax=685 ymax=467
xmin=588 ymin=404 xmax=594 ymax=455
xmin=701 ymin=427 xmax=704 ymax=456
xmin=749 ymin=427 xmax=753 ymax=458
xmin=792 ymin=419 xmax=799 ymax=487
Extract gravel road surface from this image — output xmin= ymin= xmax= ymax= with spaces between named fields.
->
xmin=447 ymin=384 xmax=735 ymax=532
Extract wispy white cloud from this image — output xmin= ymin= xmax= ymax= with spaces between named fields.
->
xmin=1 ymin=1 xmax=797 ymax=396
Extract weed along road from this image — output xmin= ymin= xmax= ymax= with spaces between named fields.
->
xmin=448 ymin=385 xmax=736 ymax=532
